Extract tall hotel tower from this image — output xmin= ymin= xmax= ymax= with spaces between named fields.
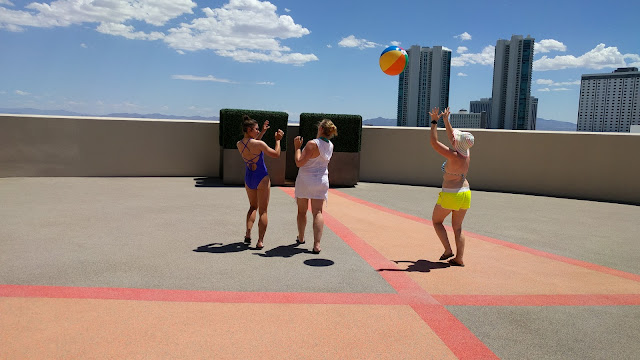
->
xmin=397 ymin=45 xmax=452 ymax=127
xmin=577 ymin=67 xmax=640 ymax=132
xmin=490 ymin=35 xmax=535 ymax=130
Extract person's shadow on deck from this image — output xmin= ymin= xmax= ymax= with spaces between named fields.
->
xmin=255 ymin=243 xmax=310 ymax=258
xmin=378 ymin=260 xmax=450 ymax=273
xmin=193 ymin=242 xmax=249 ymax=253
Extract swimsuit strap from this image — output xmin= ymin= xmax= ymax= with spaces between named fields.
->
xmin=441 ymin=160 xmax=466 ymax=179
xmin=240 ymin=139 xmax=261 ymax=166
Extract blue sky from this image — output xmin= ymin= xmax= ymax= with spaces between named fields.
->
xmin=1 ymin=0 xmax=639 ymax=124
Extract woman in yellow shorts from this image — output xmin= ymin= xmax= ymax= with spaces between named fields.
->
xmin=429 ymin=107 xmax=474 ymax=267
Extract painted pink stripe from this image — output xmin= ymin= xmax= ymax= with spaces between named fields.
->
xmin=412 ymin=304 xmax=499 ymax=360
xmin=0 ymin=284 xmax=405 ymax=305
xmin=279 ymin=187 xmax=437 ymax=304
xmin=433 ymin=294 xmax=640 ymax=306
xmin=279 ymin=187 xmax=497 ymax=358
xmin=330 ymin=189 xmax=640 ymax=283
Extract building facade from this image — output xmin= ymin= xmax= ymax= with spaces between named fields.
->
xmin=450 ymin=111 xmax=487 ymax=129
xmin=470 ymin=98 xmax=492 ymax=126
xmin=577 ymin=67 xmax=640 ymax=132
xmin=397 ymin=45 xmax=451 ymax=127
xmin=490 ymin=35 xmax=536 ymax=130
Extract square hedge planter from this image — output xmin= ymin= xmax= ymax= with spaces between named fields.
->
xmin=298 ymin=113 xmax=362 ymax=187
xmin=220 ymin=109 xmax=288 ymax=186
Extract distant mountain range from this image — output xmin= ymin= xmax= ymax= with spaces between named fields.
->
xmin=0 ymin=108 xmax=219 ymax=121
xmin=363 ymin=116 xmax=577 ymax=131
xmin=1 ymin=108 xmax=577 ymax=131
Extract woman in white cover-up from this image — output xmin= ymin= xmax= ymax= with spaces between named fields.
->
xmin=293 ymin=119 xmax=338 ymax=254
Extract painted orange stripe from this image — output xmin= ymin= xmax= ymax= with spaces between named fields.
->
xmin=0 ymin=284 xmax=405 ymax=305
xmin=330 ymin=189 xmax=640 ymax=283
xmin=434 ymin=294 xmax=640 ymax=306
xmin=279 ymin=187 xmax=498 ymax=359
xmin=412 ymin=305 xmax=498 ymax=360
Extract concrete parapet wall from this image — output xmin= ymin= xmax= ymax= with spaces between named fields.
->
xmin=2 ymin=114 xmax=639 ymax=204
xmin=359 ymin=126 xmax=640 ymax=204
xmin=0 ymin=114 xmax=219 ymax=177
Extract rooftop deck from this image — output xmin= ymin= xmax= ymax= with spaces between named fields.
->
xmin=1 ymin=177 xmax=638 ymax=359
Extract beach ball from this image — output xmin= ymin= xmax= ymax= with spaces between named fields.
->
xmin=379 ymin=46 xmax=408 ymax=76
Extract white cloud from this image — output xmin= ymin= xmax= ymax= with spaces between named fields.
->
xmin=80 ymin=43 xmax=87 ymax=48
xmin=0 ymin=0 xmax=15 ymax=6
xmin=457 ymin=46 xmax=468 ymax=54
xmin=256 ymin=81 xmax=274 ymax=85
xmin=176 ymin=49 xmax=185 ymax=54
xmin=0 ymin=0 xmax=196 ymax=31
xmin=97 ymin=22 xmax=164 ymax=40
xmin=15 ymin=89 xmax=29 ymax=95
xmin=338 ymin=35 xmax=379 ymax=49
xmin=454 ymin=32 xmax=471 ymax=41
xmin=172 ymin=74 xmax=232 ymax=83
xmin=284 ymin=8 xmax=291 ymax=12
xmin=163 ymin=1 xmax=317 ymax=65
xmin=552 ymin=87 xmax=571 ymax=91
xmin=535 ymin=79 xmax=580 ymax=86
xmin=538 ymin=88 xmax=551 ymax=92
xmin=534 ymin=43 xmax=640 ymax=71
xmin=390 ymin=41 xmax=401 ymax=46
xmin=535 ymin=39 xmax=566 ymax=53
xmin=0 ymin=0 xmax=317 ymax=65
xmin=442 ymin=46 xmax=452 ymax=52
xmin=326 ymin=44 xmax=332 ymax=48
xmin=451 ymin=45 xmax=495 ymax=67
xmin=457 ymin=72 xmax=468 ymax=77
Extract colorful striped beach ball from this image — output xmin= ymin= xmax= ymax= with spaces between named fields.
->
xmin=379 ymin=46 xmax=408 ymax=76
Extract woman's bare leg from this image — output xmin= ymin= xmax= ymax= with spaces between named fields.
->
xmin=432 ymin=204 xmax=453 ymax=257
xmin=244 ymin=185 xmax=258 ymax=240
xmin=310 ymin=199 xmax=325 ymax=252
xmin=255 ymin=176 xmax=271 ymax=248
xmin=450 ymin=209 xmax=468 ymax=265
xmin=296 ymin=198 xmax=309 ymax=243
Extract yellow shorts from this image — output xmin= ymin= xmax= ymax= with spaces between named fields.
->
xmin=436 ymin=188 xmax=471 ymax=211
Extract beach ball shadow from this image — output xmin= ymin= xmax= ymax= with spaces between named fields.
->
xmin=304 ymin=259 xmax=334 ymax=267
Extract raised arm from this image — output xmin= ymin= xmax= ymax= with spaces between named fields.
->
xmin=429 ymin=108 xmax=457 ymax=160
xmin=256 ymin=128 xmax=283 ymax=158
xmin=441 ymin=107 xmax=455 ymax=145
xmin=255 ymin=120 xmax=269 ymax=140
xmin=294 ymin=136 xmax=317 ymax=167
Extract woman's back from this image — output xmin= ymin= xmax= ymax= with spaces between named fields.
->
xmin=299 ymin=139 xmax=333 ymax=175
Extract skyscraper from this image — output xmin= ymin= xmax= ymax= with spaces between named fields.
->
xmin=490 ymin=35 xmax=535 ymax=130
xmin=397 ymin=45 xmax=451 ymax=127
xmin=577 ymin=67 xmax=640 ymax=132
xmin=470 ymin=98 xmax=492 ymax=126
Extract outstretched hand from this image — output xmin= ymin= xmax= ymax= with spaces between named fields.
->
xmin=441 ymin=107 xmax=450 ymax=120
xmin=274 ymin=129 xmax=284 ymax=141
xmin=262 ymin=120 xmax=270 ymax=132
xmin=429 ymin=107 xmax=442 ymax=121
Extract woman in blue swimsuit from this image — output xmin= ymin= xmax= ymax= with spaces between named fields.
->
xmin=236 ymin=115 xmax=284 ymax=250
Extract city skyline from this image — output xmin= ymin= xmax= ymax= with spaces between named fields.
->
xmin=1 ymin=0 xmax=639 ymax=124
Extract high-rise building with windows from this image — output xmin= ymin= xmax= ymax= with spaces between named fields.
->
xmin=397 ymin=45 xmax=451 ymax=127
xmin=470 ymin=98 xmax=492 ymax=126
xmin=577 ymin=67 xmax=640 ymax=132
xmin=490 ymin=35 xmax=535 ymax=130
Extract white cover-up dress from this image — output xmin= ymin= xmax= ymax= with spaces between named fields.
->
xmin=295 ymin=139 xmax=334 ymax=201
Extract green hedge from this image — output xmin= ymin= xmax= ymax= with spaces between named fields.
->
xmin=219 ymin=109 xmax=288 ymax=151
xmin=299 ymin=113 xmax=362 ymax=152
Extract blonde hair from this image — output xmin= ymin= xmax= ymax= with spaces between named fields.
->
xmin=318 ymin=119 xmax=338 ymax=139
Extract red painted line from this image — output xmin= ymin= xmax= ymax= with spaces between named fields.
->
xmin=280 ymin=187 xmax=498 ymax=358
xmin=330 ymin=189 xmax=640 ymax=283
xmin=412 ymin=304 xmax=499 ymax=360
xmin=0 ymin=284 xmax=405 ymax=305
xmin=433 ymin=294 xmax=640 ymax=306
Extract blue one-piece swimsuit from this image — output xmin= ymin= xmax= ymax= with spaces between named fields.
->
xmin=240 ymin=139 xmax=268 ymax=189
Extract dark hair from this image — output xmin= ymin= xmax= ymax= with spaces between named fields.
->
xmin=242 ymin=115 xmax=258 ymax=133
xmin=318 ymin=119 xmax=338 ymax=138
